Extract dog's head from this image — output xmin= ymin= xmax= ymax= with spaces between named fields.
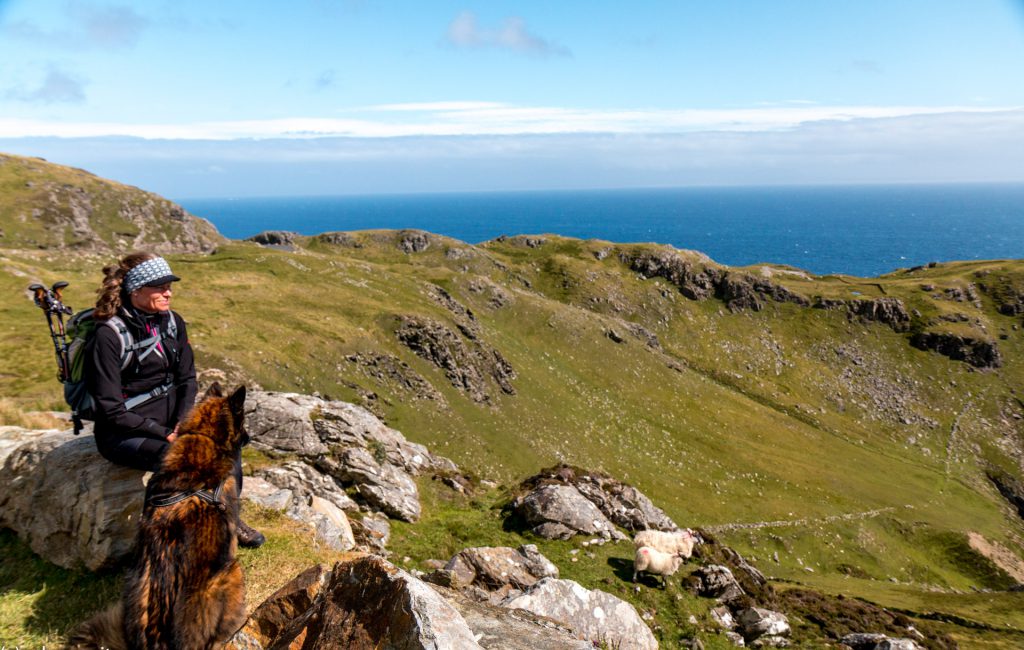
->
xmin=183 ymin=382 xmax=249 ymax=451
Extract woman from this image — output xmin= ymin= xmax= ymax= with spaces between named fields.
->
xmin=88 ymin=251 xmax=265 ymax=548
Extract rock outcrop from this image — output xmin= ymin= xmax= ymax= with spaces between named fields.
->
xmin=814 ymin=297 xmax=912 ymax=332
xmin=233 ymin=558 xmax=596 ymax=650
xmin=503 ymin=577 xmax=658 ymax=650
xmin=245 ymin=391 xmax=458 ymax=523
xmin=910 ymin=331 xmax=1002 ymax=368
xmin=398 ymin=229 xmax=433 ymax=253
xmin=437 ymin=544 xmax=559 ymax=603
xmin=246 ymin=230 xmax=298 ymax=247
xmin=512 ymin=484 xmax=626 ymax=540
xmin=689 ymin=564 xmax=746 ymax=603
xmin=232 ymin=555 xmax=483 ymax=649
xmin=0 ymin=390 xmax=458 ymax=567
xmin=436 ymin=583 xmax=592 ymax=649
xmin=624 ymin=250 xmax=808 ymax=311
xmin=508 ymin=464 xmax=676 ymax=539
xmin=0 ymin=427 xmax=145 ymax=570
xmin=395 ymin=315 xmax=516 ymax=403
xmin=316 ymin=231 xmax=361 ymax=247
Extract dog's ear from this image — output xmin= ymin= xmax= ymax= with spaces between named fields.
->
xmin=203 ymin=382 xmax=225 ymax=400
xmin=228 ymin=385 xmax=246 ymax=418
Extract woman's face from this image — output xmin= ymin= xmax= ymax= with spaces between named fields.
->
xmin=130 ymin=283 xmax=173 ymax=313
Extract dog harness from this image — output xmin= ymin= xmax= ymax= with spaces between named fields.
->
xmin=147 ymin=482 xmax=227 ymax=513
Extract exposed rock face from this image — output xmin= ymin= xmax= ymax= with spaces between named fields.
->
xmin=345 ymin=352 xmax=444 ymax=403
xmin=233 ymin=559 xmax=592 ymax=650
xmin=239 ymin=474 xmax=356 ymax=552
xmin=840 ymin=633 xmax=889 ymax=650
xmin=230 ymin=564 xmax=333 ymax=648
xmin=718 ymin=273 xmax=810 ymax=312
xmin=847 ymin=298 xmax=912 ymax=331
xmin=688 ymin=564 xmax=746 ymax=603
xmin=436 ymin=584 xmax=592 ymax=650
xmin=840 ymin=635 xmax=922 ymax=650
xmin=399 ymin=229 xmax=432 ymax=253
xmin=442 ymin=544 xmax=559 ymax=603
xmin=257 ymin=460 xmax=358 ymax=511
xmin=815 ymin=297 xmax=912 ymax=332
xmin=511 ymin=464 xmax=677 ymax=537
xmin=428 ymin=285 xmax=479 ymax=335
xmin=247 ymin=230 xmax=297 ymax=247
xmin=736 ymin=607 xmax=790 ymax=644
xmin=236 ymin=555 xmax=483 ymax=649
xmin=246 ymin=391 xmax=458 ymax=522
xmin=316 ymin=231 xmax=361 ymax=247
xmin=513 ymin=484 xmax=625 ymax=540
xmin=986 ymin=468 xmax=1024 ymax=522
xmin=0 ymin=428 xmax=145 ymax=570
xmin=503 ymin=577 xmax=658 ymax=650
xmin=910 ymin=332 xmax=1002 ymax=368
xmin=625 ymin=250 xmax=808 ymax=310
xmin=396 ymin=315 xmax=516 ymax=403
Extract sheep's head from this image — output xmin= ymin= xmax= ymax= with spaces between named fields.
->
xmin=670 ymin=553 xmax=686 ymax=572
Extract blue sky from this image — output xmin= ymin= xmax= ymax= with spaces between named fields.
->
xmin=1 ymin=1 xmax=1023 ymax=197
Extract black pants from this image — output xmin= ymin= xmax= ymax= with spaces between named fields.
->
xmin=100 ymin=435 xmax=244 ymax=493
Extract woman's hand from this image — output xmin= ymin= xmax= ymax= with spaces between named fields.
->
xmin=167 ymin=424 xmax=180 ymax=443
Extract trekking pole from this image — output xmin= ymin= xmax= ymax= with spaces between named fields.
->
xmin=29 ymin=281 xmax=73 ymax=382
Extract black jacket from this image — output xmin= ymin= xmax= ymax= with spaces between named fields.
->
xmin=87 ymin=305 xmax=197 ymax=453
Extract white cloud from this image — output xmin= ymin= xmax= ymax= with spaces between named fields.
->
xmin=444 ymin=11 xmax=569 ymax=57
xmin=1 ymin=2 xmax=147 ymax=50
xmin=5 ymin=110 xmax=1022 ymax=197
xmin=71 ymin=2 xmax=147 ymax=48
xmin=0 ymin=103 xmax=1016 ymax=140
xmin=4 ymin=66 xmax=87 ymax=104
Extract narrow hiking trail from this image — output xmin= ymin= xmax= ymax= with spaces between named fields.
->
xmin=703 ymin=506 xmax=902 ymax=533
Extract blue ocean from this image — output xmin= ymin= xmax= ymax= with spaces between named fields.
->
xmin=179 ymin=184 xmax=1024 ymax=278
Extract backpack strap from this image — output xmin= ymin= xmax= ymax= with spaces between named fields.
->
xmin=123 ymin=381 xmax=176 ymax=410
xmin=107 ymin=313 xmax=180 ymax=367
xmin=102 ymin=316 xmax=136 ymax=370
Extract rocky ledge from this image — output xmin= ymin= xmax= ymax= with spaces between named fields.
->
xmin=0 ymin=390 xmax=461 ymax=568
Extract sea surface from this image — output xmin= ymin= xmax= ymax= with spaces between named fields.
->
xmin=179 ymin=184 xmax=1024 ymax=278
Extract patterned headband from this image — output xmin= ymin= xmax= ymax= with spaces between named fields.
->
xmin=123 ymin=257 xmax=180 ymax=293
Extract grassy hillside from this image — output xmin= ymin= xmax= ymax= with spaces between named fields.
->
xmin=2 ymin=159 xmax=1024 ymax=646
xmin=0 ymin=153 xmax=222 ymax=252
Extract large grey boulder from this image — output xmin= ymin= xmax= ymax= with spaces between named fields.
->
xmin=512 ymin=465 xmax=676 ymax=537
xmin=232 ymin=554 xmax=483 ymax=649
xmin=437 ymin=583 xmax=592 ymax=649
xmin=240 ymin=476 xmax=355 ymax=551
xmin=736 ymin=608 xmax=790 ymax=643
xmin=256 ymin=460 xmax=358 ymax=511
xmin=442 ymin=544 xmax=559 ymax=603
xmin=503 ymin=577 xmax=658 ymax=650
xmin=689 ymin=564 xmax=745 ymax=603
xmin=514 ymin=484 xmax=626 ymax=540
xmin=328 ymin=445 xmax=422 ymax=521
xmin=246 ymin=391 xmax=458 ymax=522
xmin=840 ymin=634 xmax=889 ymax=650
xmin=231 ymin=560 xmax=591 ymax=650
xmin=0 ymin=427 xmax=146 ymax=570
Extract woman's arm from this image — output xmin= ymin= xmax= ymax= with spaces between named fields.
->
xmin=171 ymin=312 xmax=198 ymax=424
xmin=89 ymin=325 xmax=173 ymax=439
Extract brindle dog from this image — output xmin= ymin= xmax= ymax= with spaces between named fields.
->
xmin=67 ymin=383 xmax=249 ymax=650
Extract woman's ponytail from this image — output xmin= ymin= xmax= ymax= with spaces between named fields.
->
xmin=94 ymin=251 xmax=156 ymax=320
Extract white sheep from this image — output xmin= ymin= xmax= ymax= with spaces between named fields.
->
xmin=632 ymin=529 xmax=696 ymax=559
xmin=633 ymin=545 xmax=685 ymax=587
